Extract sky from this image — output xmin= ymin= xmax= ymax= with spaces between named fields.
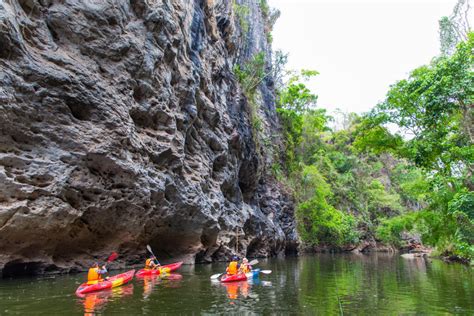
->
xmin=269 ymin=0 xmax=460 ymax=114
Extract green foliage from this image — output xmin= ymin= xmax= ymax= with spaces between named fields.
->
xmin=376 ymin=213 xmax=417 ymax=246
xmin=279 ymin=83 xmax=318 ymax=113
xmin=278 ymin=107 xmax=304 ymax=171
xmin=353 ymin=119 xmax=403 ymax=154
xmin=233 ymin=52 xmax=269 ymax=144
xmin=375 ymin=33 xmax=474 ymax=175
xmin=439 ymin=0 xmax=472 ymax=56
xmin=274 ymin=72 xmax=414 ymax=249
xmin=358 ymin=34 xmax=474 ymax=262
xmin=390 ymin=164 xmax=429 ymax=204
xmin=274 ymin=16 xmax=472 ymax=262
xmin=266 ymin=32 xmax=273 ymax=44
xmin=439 ymin=16 xmax=459 ymax=56
xmin=234 ymin=52 xmax=266 ymax=98
xmin=448 ymin=190 xmax=474 ymax=219
xmin=258 ymin=0 xmax=280 ymax=34
xmin=276 ymin=71 xmax=319 ymax=171
xmin=296 ymin=166 xmax=359 ymax=246
xmin=233 ymin=2 xmax=250 ymax=35
xmin=366 ymin=180 xmax=403 ymax=216
xmin=271 ymin=163 xmax=284 ymax=181
xmin=259 ymin=0 xmax=270 ymax=17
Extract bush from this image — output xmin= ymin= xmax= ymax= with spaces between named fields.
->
xmin=296 ymin=166 xmax=359 ymax=246
xmin=376 ymin=213 xmax=417 ymax=246
xmin=233 ymin=52 xmax=266 ymax=98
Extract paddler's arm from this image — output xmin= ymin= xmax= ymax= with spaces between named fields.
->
xmin=99 ymin=266 xmax=108 ymax=278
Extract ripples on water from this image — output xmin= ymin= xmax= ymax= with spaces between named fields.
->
xmin=1 ymin=253 xmax=473 ymax=314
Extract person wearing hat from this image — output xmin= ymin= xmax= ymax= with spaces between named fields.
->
xmin=239 ymin=257 xmax=252 ymax=273
xmin=144 ymin=255 xmax=160 ymax=270
xmin=86 ymin=262 xmax=108 ymax=285
xmin=226 ymin=256 xmax=240 ymax=275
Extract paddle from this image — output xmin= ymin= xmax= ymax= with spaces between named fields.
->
xmin=146 ymin=244 xmax=161 ymax=267
xmin=103 ymin=252 xmax=118 ymax=279
xmin=260 ymin=270 xmax=272 ymax=274
xmin=106 ymin=252 xmax=118 ymax=263
xmin=210 ymin=273 xmax=223 ymax=280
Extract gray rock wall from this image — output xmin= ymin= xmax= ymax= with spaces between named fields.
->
xmin=0 ymin=0 xmax=297 ymax=276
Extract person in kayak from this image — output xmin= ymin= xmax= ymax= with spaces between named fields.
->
xmin=226 ymin=256 xmax=240 ymax=275
xmin=87 ymin=263 xmax=108 ymax=285
xmin=239 ymin=258 xmax=252 ymax=273
xmin=145 ymin=255 xmax=161 ymax=270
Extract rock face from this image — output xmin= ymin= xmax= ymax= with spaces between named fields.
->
xmin=0 ymin=0 xmax=297 ymax=276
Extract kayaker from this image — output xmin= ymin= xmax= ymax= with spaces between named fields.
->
xmin=239 ymin=258 xmax=252 ymax=273
xmin=226 ymin=256 xmax=239 ymax=275
xmin=145 ymin=255 xmax=160 ymax=270
xmin=87 ymin=263 xmax=108 ymax=285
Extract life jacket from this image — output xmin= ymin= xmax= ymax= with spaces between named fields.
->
xmin=240 ymin=263 xmax=251 ymax=273
xmin=227 ymin=261 xmax=238 ymax=275
xmin=145 ymin=258 xmax=154 ymax=270
xmin=87 ymin=268 xmax=103 ymax=285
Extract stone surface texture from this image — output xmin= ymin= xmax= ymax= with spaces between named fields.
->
xmin=0 ymin=0 xmax=297 ymax=276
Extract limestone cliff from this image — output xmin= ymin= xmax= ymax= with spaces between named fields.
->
xmin=0 ymin=0 xmax=297 ymax=276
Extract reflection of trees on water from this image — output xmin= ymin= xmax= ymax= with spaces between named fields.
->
xmin=296 ymin=253 xmax=474 ymax=314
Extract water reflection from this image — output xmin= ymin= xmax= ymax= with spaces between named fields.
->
xmin=140 ymin=273 xmax=183 ymax=299
xmin=295 ymin=253 xmax=474 ymax=314
xmin=220 ymin=281 xmax=251 ymax=300
xmin=0 ymin=254 xmax=472 ymax=314
xmin=211 ymin=277 xmax=273 ymax=302
xmin=78 ymin=283 xmax=134 ymax=315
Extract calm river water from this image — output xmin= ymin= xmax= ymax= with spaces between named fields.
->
xmin=1 ymin=253 xmax=473 ymax=314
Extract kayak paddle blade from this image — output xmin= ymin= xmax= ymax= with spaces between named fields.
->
xmin=248 ymin=259 xmax=259 ymax=266
xmin=146 ymin=244 xmax=158 ymax=260
xmin=260 ymin=270 xmax=272 ymax=274
xmin=146 ymin=245 xmax=153 ymax=254
xmin=107 ymin=252 xmax=118 ymax=263
xmin=210 ymin=273 xmax=222 ymax=280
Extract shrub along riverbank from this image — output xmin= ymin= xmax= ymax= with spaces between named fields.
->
xmin=269 ymin=34 xmax=473 ymax=264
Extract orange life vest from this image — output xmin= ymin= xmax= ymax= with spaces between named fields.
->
xmin=145 ymin=258 xmax=154 ymax=270
xmin=240 ymin=263 xmax=251 ymax=273
xmin=87 ymin=268 xmax=103 ymax=285
xmin=227 ymin=261 xmax=238 ymax=275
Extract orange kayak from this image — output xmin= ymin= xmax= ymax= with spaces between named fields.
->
xmin=136 ymin=262 xmax=183 ymax=277
xmin=76 ymin=270 xmax=135 ymax=296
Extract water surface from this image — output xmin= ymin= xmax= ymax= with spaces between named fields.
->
xmin=1 ymin=254 xmax=473 ymax=314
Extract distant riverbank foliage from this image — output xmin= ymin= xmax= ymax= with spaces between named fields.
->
xmin=275 ymin=32 xmax=473 ymax=262
xmin=366 ymin=32 xmax=474 ymax=262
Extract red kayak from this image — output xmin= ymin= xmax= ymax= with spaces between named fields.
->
xmin=220 ymin=273 xmax=247 ymax=283
xmin=76 ymin=270 xmax=135 ymax=296
xmin=136 ymin=261 xmax=183 ymax=277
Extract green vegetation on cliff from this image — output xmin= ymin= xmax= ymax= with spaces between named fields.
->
xmin=274 ymin=71 xmax=421 ymax=249
xmin=230 ymin=0 xmax=473 ymax=263
xmin=274 ymin=33 xmax=473 ymax=262
xmin=364 ymin=32 xmax=474 ymax=262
